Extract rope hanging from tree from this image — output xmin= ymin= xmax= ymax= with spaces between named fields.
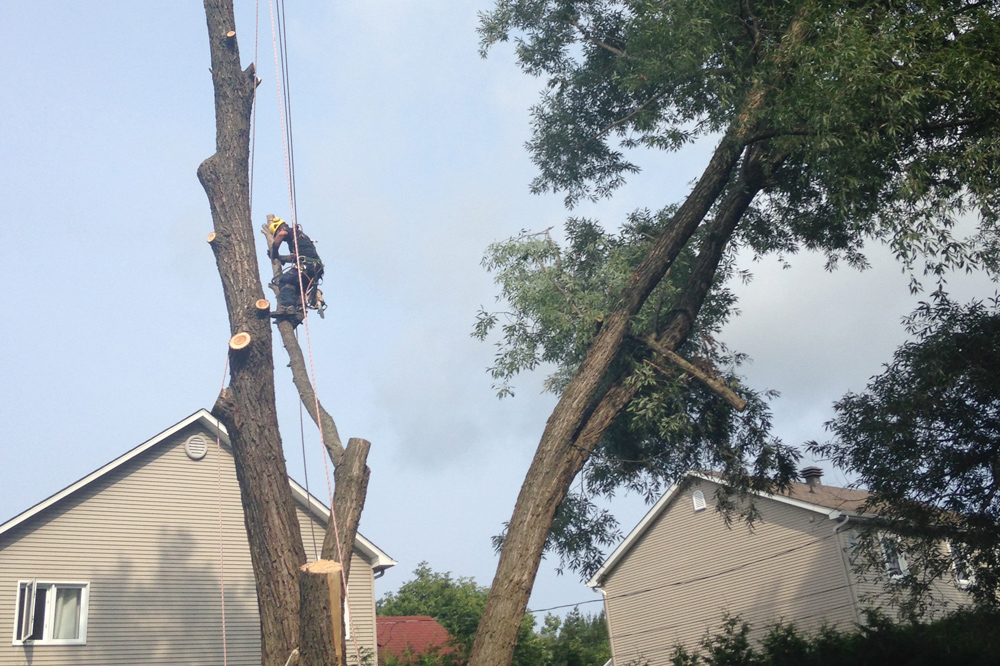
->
xmin=264 ymin=1 xmax=364 ymax=662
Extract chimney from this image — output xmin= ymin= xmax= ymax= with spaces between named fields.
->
xmin=800 ymin=467 xmax=823 ymax=492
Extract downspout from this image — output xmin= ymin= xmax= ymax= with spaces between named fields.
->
xmin=830 ymin=511 xmax=861 ymax=624
xmin=597 ymin=586 xmax=616 ymax=666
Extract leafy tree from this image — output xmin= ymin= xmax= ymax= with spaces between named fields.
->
xmin=812 ymin=294 xmax=1000 ymax=612
xmin=471 ymin=2 xmax=1000 ymax=666
xmin=377 ymin=564 xmax=546 ymax=666
xmin=378 ymin=565 xmax=609 ymax=666
xmin=668 ymin=608 xmax=1000 ymax=666
xmin=538 ymin=608 xmax=610 ymax=666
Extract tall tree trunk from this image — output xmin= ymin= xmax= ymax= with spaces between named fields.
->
xmin=198 ymin=2 xmax=307 ymax=664
xmin=468 ymin=141 xmax=766 ymax=666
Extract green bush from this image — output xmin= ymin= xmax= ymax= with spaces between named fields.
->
xmin=668 ymin=609 xmax=1000 ymax=666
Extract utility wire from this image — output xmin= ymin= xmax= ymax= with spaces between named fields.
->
xmin=526 ymin=531 xmax=841 ymax=614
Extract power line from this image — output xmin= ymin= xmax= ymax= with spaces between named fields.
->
xmin=527 ymin=531 xmax=840 ymax=614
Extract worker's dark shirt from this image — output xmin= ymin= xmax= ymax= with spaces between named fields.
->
xmin=277 ymin=226 xmax=320 ymax=261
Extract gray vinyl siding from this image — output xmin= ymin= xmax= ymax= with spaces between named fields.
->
xmin=0 ymin=423 xmax=379 ymax=666
xmin=601 ymin=481 xmax=857 ymax=666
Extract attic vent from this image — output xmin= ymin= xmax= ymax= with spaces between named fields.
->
xmin=185 ymin=434 xmax=209 ymax=461
xmin=692 ymin=490 xmax=706 ymax=512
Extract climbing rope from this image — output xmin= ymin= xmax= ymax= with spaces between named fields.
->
xmin=266 ymin=1 xmax=364 ymax=660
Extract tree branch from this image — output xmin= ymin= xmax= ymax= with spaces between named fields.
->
xmin=642 ymin=342 xmax=747 ymax=411
xmin=572 ymin=20 xmax=625 ymax=57
xmin=598 ymin=89 xmax=670 ymax=137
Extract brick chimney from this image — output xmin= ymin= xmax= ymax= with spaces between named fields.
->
xmin=800 ymin=466 xmax=823 ymax=492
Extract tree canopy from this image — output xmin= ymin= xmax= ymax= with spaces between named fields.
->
xmin=377 ymin=564 xmax=607 ymax=666
xmin=469 ymin=2 xmax=1000 ymax=664
xmin=475 ymin=0 xmax=1000 ymax=579
xmin=812 ymin=294 xmax=1000 ymax=610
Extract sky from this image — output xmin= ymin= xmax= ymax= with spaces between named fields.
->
xmin=0 ymin=1 xmax=995 ymax=621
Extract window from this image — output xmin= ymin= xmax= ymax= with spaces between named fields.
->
xmin=949 ymin=543 xmax=973 ymax=589
xmin=13 ymin=581 xmax=89 ymax=645
xmin=879 ymin=536 xmax=908 ymax=578
xmin=692 ymin=490 xmax=706 ymax=512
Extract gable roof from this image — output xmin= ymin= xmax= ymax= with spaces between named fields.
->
xmin=586 ymin=471 xmax=869 ymax=588
xmin=376 ymin=616 xmax=455 ymax=664
xmin=0 ymin=409 xmax=396 ymax=571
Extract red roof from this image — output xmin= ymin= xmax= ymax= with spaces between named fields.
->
xmin=376 ymin=616 xmax=456 ymax=665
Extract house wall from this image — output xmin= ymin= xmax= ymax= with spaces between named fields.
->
xmin=836 ymin=525 xmax=971 ymax=620
xmin=600 ymin=481 xmax=857 ymax=666
xmin=0 ymin=423 xmax=378 ymax=666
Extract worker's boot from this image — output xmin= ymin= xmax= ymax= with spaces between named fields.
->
xmin=272 ymin=305 xmax=304 ymax=325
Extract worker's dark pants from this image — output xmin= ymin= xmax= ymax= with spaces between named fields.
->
xmin=277 ymin=263 xmax=323 ymax=308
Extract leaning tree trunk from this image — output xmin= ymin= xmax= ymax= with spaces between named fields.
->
xmin=468 ymin=136 xmax=766 ymax=666
xmin=198 ymin=2 xmax=308 ymax=664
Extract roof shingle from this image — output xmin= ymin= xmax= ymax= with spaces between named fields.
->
xmin=376 ymin=616 xmax=456 ymax=665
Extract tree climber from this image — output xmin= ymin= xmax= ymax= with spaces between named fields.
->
xmin=267 ymin=214 xmax=325 ymax=323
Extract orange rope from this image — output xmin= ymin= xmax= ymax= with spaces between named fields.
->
xmin=267 ymin=1 xmax=363 ymax=660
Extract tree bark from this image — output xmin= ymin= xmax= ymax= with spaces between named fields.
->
xmin=299 ymin=561 xmax=345 ymax=666
xmin=468 ymin=141 xmax=766 ymax=666
xmin=199 ymin=2 xmax=307 ymax=664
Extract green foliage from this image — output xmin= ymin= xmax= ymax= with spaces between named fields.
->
xmin=667 ymin=608 xmax=1000 ymax=666
xmin=539 ymin=608 xmax=611 ymax=666
xmin=475 ymin=0 xmax=1000 ymax=581
xmin=477 ymin=215 xmax=801 ymax=578
xmin=377 ymin=562 xmax=487 ymax=652
xmin=376 ymin=563 xmax=549 ymax=666
xmin=383 ymin=644 xmax=463 ymax=666
xmin=481 ymin=0 xmax=1000 ymax=265
xmin=377 ymin=565 xmax=609 ymax=666
xmin=811 ymin=294 xmax=1000 ymax=610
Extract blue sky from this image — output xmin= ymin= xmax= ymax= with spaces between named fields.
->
xmin=1 ymin=1 xmax=994 ymax=619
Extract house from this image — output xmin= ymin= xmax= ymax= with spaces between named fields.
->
xmin=0 ymin=409 xmax=396 ymax=666
xmin=376 ymin=616 xmax=456 ymax=665
xmin=586 ymin=469 xmax=971 ymax=666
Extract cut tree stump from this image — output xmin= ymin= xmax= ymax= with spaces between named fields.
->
xmin=229 ymin=332 xmax=251 ymax=351
xmin=299 ymin=560 xmax=345 ymax=666
xmin=255 ymin=299 xmax=271 ymax=312
xmin=207 ymin=232 xmax=217 ymax=243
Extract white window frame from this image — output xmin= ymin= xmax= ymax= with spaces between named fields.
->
xmin=879 ymin=535 xmax=908 ymax=579
xmin=11 ymin=580 xmax=90 ymax=646
xmin=948 ymin=542 xmax=973 ymax=589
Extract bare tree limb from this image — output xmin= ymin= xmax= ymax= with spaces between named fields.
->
xmin=642 ymin=346 xmax=747 ymax=411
